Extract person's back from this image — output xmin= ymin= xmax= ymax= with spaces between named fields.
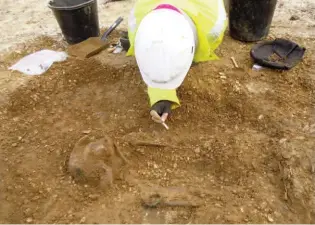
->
xmin=128 ymin=0 xmax=227 ymax=126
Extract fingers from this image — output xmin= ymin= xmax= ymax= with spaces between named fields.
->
xmin=152 ymin=116 xmax=163 ymax=123
xmin=150 ymin=110 xmax=163 ymax=123
xmin=150 ymin=110 xmax=169 ymax=125
xmin=150 ymin=110 xmax=160 ymax=120
xmin=161 ymin=113 xmax=168 ymax=122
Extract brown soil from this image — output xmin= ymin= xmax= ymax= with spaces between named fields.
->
xmin=0 ymin=34 xmax=315 ymax=224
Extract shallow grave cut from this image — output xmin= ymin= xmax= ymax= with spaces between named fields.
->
xmin=0 ymin=36 xmax=314 ymax=223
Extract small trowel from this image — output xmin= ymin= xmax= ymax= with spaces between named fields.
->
xmin=68 ymin=17 xmax=124 ymax=58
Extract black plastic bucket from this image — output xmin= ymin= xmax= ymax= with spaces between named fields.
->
xmin=48 ymin=0 xmax=100 ymax=44
xmin=229 ymin=0 xmax=277 ymax=42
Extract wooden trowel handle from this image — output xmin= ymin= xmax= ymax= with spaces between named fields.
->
xmin=101 ymin=17 xmax=124 ymax=41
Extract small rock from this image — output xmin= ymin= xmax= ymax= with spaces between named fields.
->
xmin=24 ymin=208 xmax=31 ymax=216
xmin=220 ymin=75 xmax=227 ymax=79
xmin=80 ymin=216 xmax=86 ymax=223
xmin=290 ymin=15 xmax=300 ymax=21
xmin=12 ymin=143 xmax=18 ymax=147
xmin=258 ymin=114 xmax=264 ymax=120
xmin=88 ymin=194 xmax=99 ymax=200
xmin=279 ymin=138 xmax=287 ymax=144
xmin=295 ymin=136 xmax=305 ymax=140
xmin=82 ymin=130 xmax=91 ymax=134
xmin=26 ymin=218 xmax=33 ymax=223
xmin=194 ymin=147 xmax=201 ymax=154
xmin=32 ymin=195 xmax=40 ymax=201
xmin=260 ymin=201 xmax=267 ymax=209
xmin=267 ymin=214 xmax=274 ymax=222
xmin=153 ymin=164 xmax=158 ymax=169
xmin=281 ymin=151 xmax=291 ymax=159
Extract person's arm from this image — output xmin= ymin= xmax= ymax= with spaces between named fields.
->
xmin=148 ymin=87 xmax=180 ymax=110
xmin=147 ymin=87 xmax=181 ymax=123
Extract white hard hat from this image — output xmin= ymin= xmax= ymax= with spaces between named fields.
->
xmin=135 ymin=9 xmax=196 ymax=90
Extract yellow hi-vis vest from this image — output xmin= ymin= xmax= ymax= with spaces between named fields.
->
xmin=128 ymin=0 xmax=227 ymax=108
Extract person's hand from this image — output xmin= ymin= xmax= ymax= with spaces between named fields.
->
xmin=150 ymin=100 xmax=172 ymax=123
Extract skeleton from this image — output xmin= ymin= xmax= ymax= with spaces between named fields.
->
xmin=68 ymin=135 xmax=128 ymax=188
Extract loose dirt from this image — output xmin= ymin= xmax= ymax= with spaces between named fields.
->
xmin=0 ymin=32 xmax=314 ymax=223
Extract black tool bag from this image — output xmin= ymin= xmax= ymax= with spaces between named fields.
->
xmin=250 ymin=38 xmax=306 ymax=70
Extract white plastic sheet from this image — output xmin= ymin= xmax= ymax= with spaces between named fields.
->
xmin=9 ymin=50 xmax=68 ymax=76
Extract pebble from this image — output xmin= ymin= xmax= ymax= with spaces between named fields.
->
xmin=279 ymin=138 xmax=287 ymax=144
xmin=82 ymin=130 xmax=91 ymax=134
xmin=290 ymin=15 xmax=300 ymax=21
xmin=12 ymin=143 xmax=18 ymax=147
xmin=260 ymin=201 xmax=267 ymax=209
xmin=194 ymin=147 xmax=201 ymax=154
xmin=26 ymin=218 xmax=33 ymax=223
xmin=258 ymin=114 xmax=264 ymax=120
xmin=281 ymin=151 xmax=291 ymax=159
xmin=24 ymin=208 xmax=31 ymax=216
xmin=295 ymin=136 xmax=305 ymax=140
xmin=267 ymin=214 xmax=274 ymax=222
xmin=88 ymin=194 xmax=99 ymax=200
xmin=80 ymin=217 xmax=86 ymax=223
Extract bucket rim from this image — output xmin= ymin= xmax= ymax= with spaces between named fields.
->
xmin=48 ymin=0 xmax=96 ymax=10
